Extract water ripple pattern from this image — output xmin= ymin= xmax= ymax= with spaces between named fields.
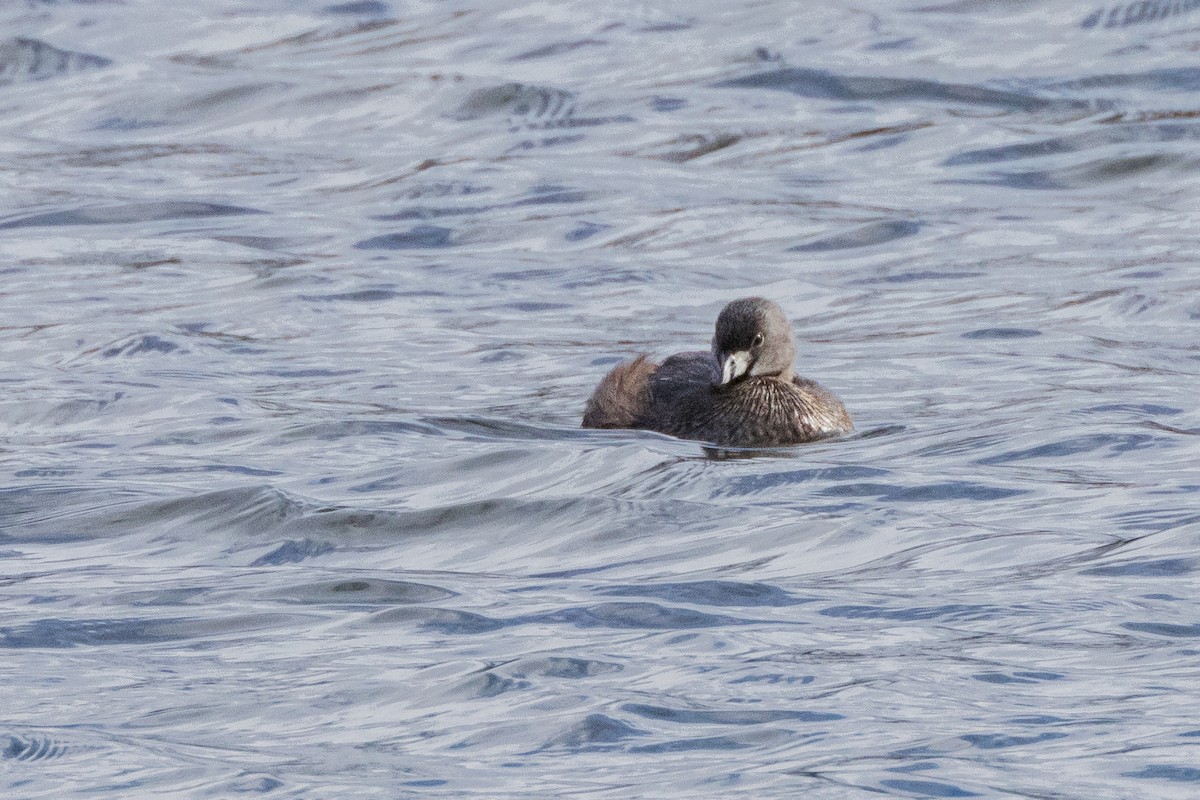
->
xmin=1 ymin=1 xmax=1199 ymax=798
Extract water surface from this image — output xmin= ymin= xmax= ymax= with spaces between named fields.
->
xmin=3 ymin=1 xmax=1200 ymax=797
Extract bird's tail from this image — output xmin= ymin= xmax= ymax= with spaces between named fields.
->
xmin=581 ymin=355 xmax=656 ymax=429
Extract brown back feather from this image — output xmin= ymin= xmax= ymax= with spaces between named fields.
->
xmin=581 ymin=355 xmax=658 ymax=429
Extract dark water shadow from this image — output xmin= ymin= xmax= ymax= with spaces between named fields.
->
xmin=789 ymin=221 xmax=920 ymax=252
xmin=1081 ymin=0 xmax=1200 ymax=28
xmin=1082 ymin=558 xmax=1194 ymax=577
xmin=596 ymin=580 xmax=807 ymax=607
xmin=0 ymin=612 xmax=319 ymax=649
xmin=354 ymin=225 xmax=454 ymax=249
xmin=450 ymin=82 xmax=633 ymax=130
xmin=945 ymin=122 xmax=1200 ymax=169
xmin=713 ymin=67 xmax=1089 ymax=113
xmin=950 ymin=153 xmax=1188 ymax=191
xmin=321 ymin=1 xmax=391 ymax=16
xmin=0 ymin=202 xmax=263 ymax=230
xmin=2 ymin=733 xmax=70 ymax=762
xmin=358 ymin=600 xmax=771 ymax=636
xmin=533 ymin=713 xmax=648 ymax=752
xmin=0 ymin=37 xmax=110 ymax=85
xmin=264 ymin=577 xmax=456 ymax=606
xmin=978 ymin=432 xmax=1163 ymax=464
xmin=623 ymin=703 xmax=841 ymax=725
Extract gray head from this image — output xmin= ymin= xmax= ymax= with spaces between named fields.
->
xmin=711 ymin=297 xmax=796 ymax=387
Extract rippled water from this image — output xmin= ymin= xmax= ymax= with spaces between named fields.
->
xmin=3 ymin=1 xmax=1200 ymax=797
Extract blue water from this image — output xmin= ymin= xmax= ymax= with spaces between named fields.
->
xmin=3 ymin=1 xmax=1200 ymax=797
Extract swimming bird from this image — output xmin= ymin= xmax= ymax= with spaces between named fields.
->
xmin=582 ymin=297 xmax=852 ymax=447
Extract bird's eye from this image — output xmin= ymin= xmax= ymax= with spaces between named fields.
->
xmin=752 ymin=333 xmax=764 ymax=347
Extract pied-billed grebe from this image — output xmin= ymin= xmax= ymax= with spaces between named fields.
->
xmin=582 ymin=297 xmax=852 ymax=447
